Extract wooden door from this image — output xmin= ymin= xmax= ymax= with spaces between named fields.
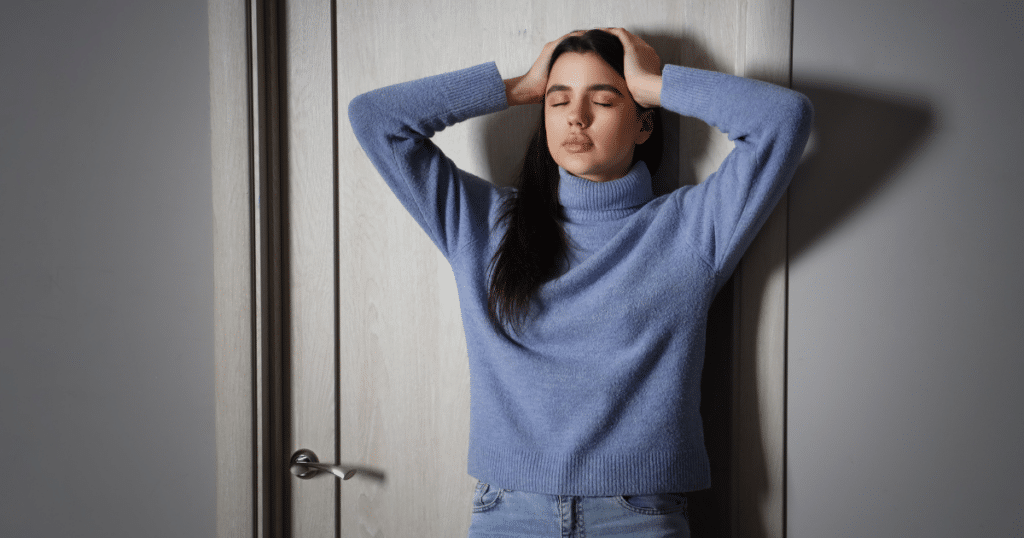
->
xmin=212 ymin=0 xmax=793 ymax=536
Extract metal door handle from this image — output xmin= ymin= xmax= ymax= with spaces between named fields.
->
xmin=289 ymin=448 xmax=356 ymax=480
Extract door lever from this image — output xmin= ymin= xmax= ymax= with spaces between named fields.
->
xmin=289 ymin=448 xmax=356 ymax=480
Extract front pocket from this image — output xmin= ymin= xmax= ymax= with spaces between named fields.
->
xmin=616 ymin=493 xmax=688 ymax=516
xmin=472 ymin=481 xmax=503 ymax=513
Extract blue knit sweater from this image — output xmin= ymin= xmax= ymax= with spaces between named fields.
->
xmin=348 ymin=62 xmax=812 ymax=496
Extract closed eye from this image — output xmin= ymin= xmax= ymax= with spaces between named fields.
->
xmin=547 ymin=98 xmax=614 ymax=107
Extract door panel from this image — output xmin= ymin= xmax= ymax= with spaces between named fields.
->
xmin=285 ymin=0 xmax=336 ymax=535
xmin=279 ymin=1 xmax=790 ymax=535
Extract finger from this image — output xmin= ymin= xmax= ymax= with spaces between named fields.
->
xmin=601 ymin=28 xmax=636 ymax=58
xmin=603 ymin=27 xmax=642 ymax=54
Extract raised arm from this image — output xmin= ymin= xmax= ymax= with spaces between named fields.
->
xmin=667 ymin=63 xmax=812 ymax=281
xmin=347 ymin=63 xmax=508 ymax=259
xmin=607 ymin=28 xmax=813 ymax=281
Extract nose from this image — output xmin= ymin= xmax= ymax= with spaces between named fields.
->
xmin=566 ymin=101 xmax=590 ymax=128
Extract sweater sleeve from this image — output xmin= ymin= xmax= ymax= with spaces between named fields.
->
xmin=661 ymin=65 xmax=813 ymax=284
xmin=347 ymin=62 xmax=509 ymax=260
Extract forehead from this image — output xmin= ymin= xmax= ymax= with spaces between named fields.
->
xmin=546 ymin=52 xmax=627 ymax=91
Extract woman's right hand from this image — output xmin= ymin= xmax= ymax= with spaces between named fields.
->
xmin=504 ymin=30 xmax=584 ymax=106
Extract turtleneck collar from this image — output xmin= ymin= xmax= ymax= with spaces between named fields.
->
xmin=558 ymin=161 xmax=654 ymax=221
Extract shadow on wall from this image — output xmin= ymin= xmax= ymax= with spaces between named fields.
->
xmin=789 ymin=78 xmax=935 ymax=260
xmin=692 ymin=80 xmax=933 ymax=538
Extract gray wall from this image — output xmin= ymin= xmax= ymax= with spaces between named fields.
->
xmin=0 ymin=1 xmax=214 ymax=536
xmin=789 ymin=0 xmax=1024 ymax=536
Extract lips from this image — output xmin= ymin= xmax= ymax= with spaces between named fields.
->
xmin=562 ymin=134 xmax=593 ymax=153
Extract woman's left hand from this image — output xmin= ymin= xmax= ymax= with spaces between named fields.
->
xmin=604 ymin=27 xmax=663 ymax=108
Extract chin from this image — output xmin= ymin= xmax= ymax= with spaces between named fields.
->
xmin=559 ymin=158 xmax=625 ymax=183
xmin=556 ymin=156 xmax=599 ymax=179
xmin=562 ymin=165 xmax=600 ymax=181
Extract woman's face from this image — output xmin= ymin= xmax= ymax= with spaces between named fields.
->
xmin=544 ymin=52 xmax=651 ymax=183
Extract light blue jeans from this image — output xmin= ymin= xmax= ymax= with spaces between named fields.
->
xmin=467 ymin=482 xmax=691 ymax=538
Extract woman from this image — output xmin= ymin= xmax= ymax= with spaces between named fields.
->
xmin=349 ymin=28 xmax=812 ymax=537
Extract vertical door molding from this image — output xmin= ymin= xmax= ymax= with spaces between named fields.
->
xmin=282 ymin=0 xmax=339 ymax=535
xmin=732 ymin=1 xmax=793 ymax=537
xmin=211 ymin=0 xmax=290 ymax=536
xmin=210 ymin=0 xmax=256 ymax=536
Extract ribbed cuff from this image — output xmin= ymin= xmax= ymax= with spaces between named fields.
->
xmin=660 ymin=64 xmax=726 ymax=121
xmin=439 ymin=61 xmax=509 ymax=121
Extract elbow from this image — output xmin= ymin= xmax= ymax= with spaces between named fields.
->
xmin=347 ymin=91 xmax=374 ymax=138
xmin=798 ymin=93 xmax=814 ymax=132
xmin=778 ymin=88 xmax=813 ymax=132
xmin=348 ymin=89 xmax=397 ymax=149
xmin=776 ymin=90 xmax=814 ymax=150
xmin=790 ymin=91 xmax=815 ymax=138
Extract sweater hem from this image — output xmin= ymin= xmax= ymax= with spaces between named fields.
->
xmin=468 ymin=443 xmax=711 ymax=496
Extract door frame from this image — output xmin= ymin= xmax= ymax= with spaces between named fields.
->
xmin=211 ymin=0 xmax=290 ymax=536
xmin=209 ymin=1 xmax=792 ymax=536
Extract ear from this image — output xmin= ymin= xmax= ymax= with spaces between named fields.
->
xmin=634 ymin=109 xmax=654 ymax=145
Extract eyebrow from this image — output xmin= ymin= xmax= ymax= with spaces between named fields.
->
xmin=545 ymin=83 xmax=625 ymax=97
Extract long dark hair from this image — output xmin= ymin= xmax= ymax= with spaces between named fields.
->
xmin=487 ymin=29 xmax=663 ymax=335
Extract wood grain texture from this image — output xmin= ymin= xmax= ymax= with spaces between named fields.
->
xmin=283 ymin=0 xmax=338 ymax=536
xmin=209 ymin=0 xmax=255 ymax=536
